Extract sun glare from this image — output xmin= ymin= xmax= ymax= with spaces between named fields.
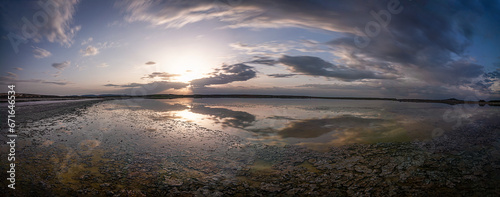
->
xmin=161 ymin=47 xmax=216 ymax=83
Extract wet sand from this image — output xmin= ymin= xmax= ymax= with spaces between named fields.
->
xmin=1 ymin=99 xmax=499 ymax=196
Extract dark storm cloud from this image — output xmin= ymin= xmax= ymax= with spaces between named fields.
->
xmin=322 ymin=1 xmax=499 ymax=88
xmin=278 ymin=55 xmax=395 ymax=81
xmin=191 ymin=63 xmax=256 ymax=87
xmin=142 ymin=72 xmax=180 ymax=79
xmin=476 ymin=69 xmax=500 ymax=93
xmin=104 ymin=81 xmax=189 ymax=94
xmin=267 ymin=74 xmax=297 ymax=78
xmin=485 ymin=69 xmax=500 ymax=79
xmin=103 ymin=84 xmax=120 ymax=87
xmin=417 ymin=60 xmax=484 ymax=85
xmin=245 ymin=58 xmax=278 ymax=66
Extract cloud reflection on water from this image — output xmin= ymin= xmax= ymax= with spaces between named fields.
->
xmin=111 ymin=98 xmax=477 ymax=148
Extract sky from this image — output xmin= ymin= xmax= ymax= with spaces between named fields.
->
xmin=1 ymin=0 xmax=500 ymax=99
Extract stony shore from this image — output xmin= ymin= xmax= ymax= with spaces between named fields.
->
xmin=0 ymin=98 xmax=106 ymax=127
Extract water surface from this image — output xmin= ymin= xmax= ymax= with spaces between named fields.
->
xmin=4 ymin=98 xmax=499 ymax=196
xmin=117 ymin=98 xmax=496 ymax=149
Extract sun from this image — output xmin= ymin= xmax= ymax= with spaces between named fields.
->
xmin=169 ymin=55 xmax=208 ymax=83
xmin=174 ymin=69 xmax=203 ymax=83
xmin=160 ymin=46 xmax=217 ymax=83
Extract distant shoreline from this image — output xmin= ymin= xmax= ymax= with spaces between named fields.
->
xmin=1 ymin=93 xmax=499 ymax=106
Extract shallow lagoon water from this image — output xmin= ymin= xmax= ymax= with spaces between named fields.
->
xmin=3 ymin=98 xmax=500 ymax=196
xmin=114 ymin=98 xmax=496 ymax=149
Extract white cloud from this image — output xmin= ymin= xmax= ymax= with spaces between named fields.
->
xmin=17 ymin=0 xmax=81 ymax=46
xmin=32 ymin=46 xmax=52 ymax=58
xmin=6 ymin=72 xmax=18 ymax=79
xmin=97 ymin=63 xmax=109 ymax=68
xmin=43 ymin=0 xmax=81 ymax=46
xmin=81 ymin=37 xmax=93 ymax=45
xmin=81 ymin=45 xmax=99 ymax=56
xmin=80 ymin=41 xmax=120 ymax=56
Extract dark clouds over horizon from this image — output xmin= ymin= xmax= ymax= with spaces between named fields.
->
xmin=191 ymin=63 xmax=257 ymax=88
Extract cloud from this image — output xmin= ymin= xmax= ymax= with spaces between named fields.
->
xmin=231 ymin=40 xmax=329 ymax=58
xmin=478 ymin=69 xmax=500 ymax=93
xmin=116 ymin=0 xmax=222 ymax=28
xmin=52 ymin=61 xmax=70 ymax=70
xmin=115 ymin=0 xmax=373 ymax=33
xmin=244 ymin=57 xmax=277 ymax=66
xmin=142 ymin=72 xmax=180 ymax=80
xmin=114 ymin=83 xmax=143 ymax=88
xmin=417 ymin=60 xmax=484 ymax=85
xmin=13 ymin=67 xmax=23 ymax=71
xmin=278 ymin=55 xmax=395 ymax=81
xmin=267 ymin=74 xmax=297 ymax=78
xmin=41 ymin=0 xmax=81 ymax=46
xmin=316 ymin=1 xmax=497 ymax=90
xmin=97 ymin=63 xmax=109 ymax=68
xmin=485 ymin=69 xmax=500 ymax=79
xmin=114 ymin=0 xmax=500 ymax=96
xmin=145 ymin=61 xmax=156 ymax=65
xmin=104 ymin=81 xmax=189 ymax=94
xmin=32 ymin=46 xmax=52 ymax=58
xmin=79 ymin=41 xmax=119 ymax=57
xmin=229 ymin=42 xmax=293 ymax=56
xmin=53 ymin=70 xmax=62 ymax=78
xmin=105 ymin=81 xmax=188 ymax=89
xmin=0 ymin=72 xmax=21 ymax=83
xmin=81 ymin=37 xmax=93 ymax=45
xmin=81 ymin=45 xmax=99 ymax=56
xmin=103 ymin=84 xmax=120 ymax=87
xmin=0 ymin=72 xmax=71 ymax=86
xmin=191 ymin=63 xmax=257 ymax=87
xmin=5 ymin=72 xmax=18 ymax=79
xmin=2 ymin=0 xmax=81 ymax=46
xmin=42 ymin=80 xmax=71 ymax=86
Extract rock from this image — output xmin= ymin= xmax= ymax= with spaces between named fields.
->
xmin=100 ymin=183 xmax=111 ymax=187
xmin=380 ymin=162 xmax=397 ymax=176
xmin=354 ymin=165 xmax=373 ymax=174
xmin=260 ymin=183 xmax=282 ymax=192
xmin=164 ymin=177 xmax=183 ymax=186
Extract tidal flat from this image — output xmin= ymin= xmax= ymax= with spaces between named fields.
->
xmin=1 ymin=98 xmax=499 ymax=196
